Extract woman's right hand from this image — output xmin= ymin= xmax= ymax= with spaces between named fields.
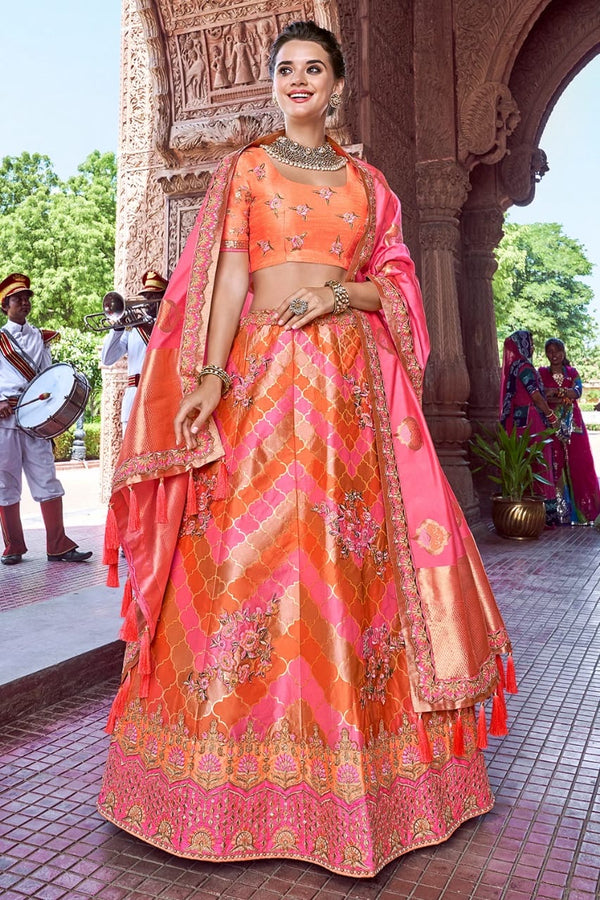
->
xmin=174 ymin=378 xmax=223 ymax=449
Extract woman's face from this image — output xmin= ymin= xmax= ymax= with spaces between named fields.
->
xmin=546 ymin=343 xmax=565 ymax=367
xmin=272 ymin=39 xmax=344 ymax=124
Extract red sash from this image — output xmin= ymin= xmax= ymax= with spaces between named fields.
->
xmin=0 ymin=332 xmax=37 ymax=382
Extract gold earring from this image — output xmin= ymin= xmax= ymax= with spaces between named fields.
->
xmin=329 ymin=91 xmax=342 ymax=109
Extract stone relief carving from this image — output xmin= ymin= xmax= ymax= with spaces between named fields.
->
xmin=459 ymin=82 xmax=520 ymax=168
xmin=507 ymin=0 xmax=600 ymax=147
xmin=500 ymin=144 xmax=549 ymax=206
xmin=131 ymin=1 xmax=361 ymax=165
xmin=453 ymin=0 xmax=551 ymax=103
xmin=170 ymin=113 xmax=281 ymax=156
xmin=166 ymin=195 xmax=207 ymax=274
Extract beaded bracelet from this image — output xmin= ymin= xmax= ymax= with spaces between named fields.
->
xmin=198 ymin=364 xmax=232 ymax=395
xmin=325 ymin=280 xmax=351 ymax=315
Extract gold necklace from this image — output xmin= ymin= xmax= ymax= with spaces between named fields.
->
xmin=264 ymin=136 xmax=346 ymax=171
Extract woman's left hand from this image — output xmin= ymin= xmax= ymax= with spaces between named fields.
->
xmin=276 ymin=286 xmax=335 ymax=330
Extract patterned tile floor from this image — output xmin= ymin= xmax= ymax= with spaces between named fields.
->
xmin=1 ymin=524 xmax=599 ymax=899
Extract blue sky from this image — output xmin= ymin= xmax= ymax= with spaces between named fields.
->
xmin=1 ymin=3 xmax=598 ymax=319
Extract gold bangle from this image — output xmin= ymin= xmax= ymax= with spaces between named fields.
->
xmin=325 ymin=280 xmax=351 ymax=315
xmin=198 ymin=364 xmax=232 ymax=395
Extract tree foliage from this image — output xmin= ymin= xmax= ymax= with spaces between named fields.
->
xmin=0 ymin=152 xmax=60 ymax=214
xmin=493 ymin=221 xmax=596 ymax=372
xmin=0 ymin=150 xmax=117 ymax=329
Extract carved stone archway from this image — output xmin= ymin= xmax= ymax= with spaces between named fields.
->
xmin=104 ymin=0 xmax=600 ymax=518
xmin=460 ymin=0 xmax=600 ymax=439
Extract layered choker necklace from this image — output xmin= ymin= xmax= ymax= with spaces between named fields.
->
xmin=264 ymin=135 xmax=346 ymax=171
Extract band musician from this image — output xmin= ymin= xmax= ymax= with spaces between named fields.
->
xmin=0 ymin=273 xmax=92 ymax=565
xmin=101 ymin=271 xmax=168 ymax=435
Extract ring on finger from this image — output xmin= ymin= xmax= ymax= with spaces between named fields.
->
xmin=289 ymin=298 xmax=309 ymax=316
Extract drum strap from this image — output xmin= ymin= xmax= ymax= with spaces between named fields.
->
xmin=0 ymin=330 xmax=40 ymax=382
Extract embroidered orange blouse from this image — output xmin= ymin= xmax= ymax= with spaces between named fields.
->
xmin=220 ymin=145 xmax=368 ymax=273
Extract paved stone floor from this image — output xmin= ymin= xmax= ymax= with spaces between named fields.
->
xmin=1 ymin=520 xmax=600 ymax=899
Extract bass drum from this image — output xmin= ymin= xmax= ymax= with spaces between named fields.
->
xmin=15 ymin=363 xmax=90 ymax=439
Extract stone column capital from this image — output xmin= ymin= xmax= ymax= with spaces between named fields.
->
xmin=416 ymin=160 xmax=471 ymax=218
xmin=462 ymin=206 xmax=505 ymax=255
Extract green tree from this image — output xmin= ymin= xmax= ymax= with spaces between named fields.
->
xmin=0 ymin=150 xmax=116 ymax=328
xmin=0 ymin=152 xmax=60 ymax=214
xmin=493 ymin=221 xmax=595 ymax=367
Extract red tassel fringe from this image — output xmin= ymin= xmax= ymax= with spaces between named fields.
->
xmin=105 ymin=673 xmax=130 ymax=734
xmin=119 ymin=603 xmax=138 ymax=643
xmin=417 ymin=715 xmax=433 ymax=763
xmin=214 ymin=461 xmax=229 ymax=500
xmin=157 ymin=478 xmax=167 ymax=524
xmin=453 ymin=712 xmax=465 ymax=757
xmin=477 ymin=703 xmax=488 ymax=749
xmin=104 ymin=505 xmax=119 ymax=550
xmin=139 ymin=631 xmax=152 ymax=676
xmin=103 ymin=505 xmax=120 ymax=584
xmin=506 ymin=654 xmax=518 ymax=694
xmin=106 ymin=563 xmax=120 ymax=588
xmin=128 ymin=486 xmax=140 ymax=531
xmin=140 ymin=673 xmax=150 ymax=698
xmin=120 ymin=578 xmax=133 ymax=618
xmin=489 ymin=690 xmax=509 ymax=736
xmin=495 ymin=653 xmax=505 ymax=689
xmin=185 ymin=469 xmax=198 ymax=516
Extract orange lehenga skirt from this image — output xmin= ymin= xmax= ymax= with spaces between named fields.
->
xmin=98 ymin=310 xmax=494 ymax=876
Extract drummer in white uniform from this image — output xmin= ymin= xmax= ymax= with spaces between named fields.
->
xmin=101 ymin=271 xmax=168 ymax=434
xmin=0 ymin=273 xmax=92 ymax=565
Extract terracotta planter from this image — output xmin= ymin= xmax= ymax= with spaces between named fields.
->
xmin=491 ymin=495 xmax=546 ymax=540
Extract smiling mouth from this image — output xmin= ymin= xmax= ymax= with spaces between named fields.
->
xmin=288 ymin=92 xmax=313 ymax=100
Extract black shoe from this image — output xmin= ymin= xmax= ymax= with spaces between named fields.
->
xmin=47 ymin=548 xmax=93 ymax=562
xmin=1 ymin=554 xmax=23 ymax=565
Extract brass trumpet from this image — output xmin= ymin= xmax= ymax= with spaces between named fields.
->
xmin=84 ymin=291 xmax=158 ymax=332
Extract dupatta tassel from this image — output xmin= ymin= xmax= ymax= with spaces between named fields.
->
xmin=139 ymin=630 xmax=152 ymax=676
xmin=119 ymin=603 xmax=138 ymax=643
xmin=106 ymin=562 xmax=120 ymax=589
xmin=452 ymin=711 xmax=465 ymax=757
xmin=104 ymin=504 xmax=120 ymax=552
xmin=185 ymin=469 xmax=198 ymax=516
xmin=506 ymin=654 xmax=518 ymax=694
xmin=477 ymin=703 xmax=488 ymax=750
xmin=120 ymin=577 xmax=133 ymax=618
xmin=495 ymin=653 xmax=506 ymax=689
xmin=156 ymin=478 xmax=168 ymax=524
xmin=214 ymin=460 xmax=229 ymax=500
xmin=103 ymin=505 xmax=120 ymax=585
xmin=489 ymin=690 xmax=509 ymax=737
xmin=127 ymin=486 xmax=141 ymax=531
xmin=139 ymin=673 xmax=151 ymax=698
xmin=416 ymin=714 xmax=433 ymax=764
xmin=105 ymin=673 xmax=130 ymax=734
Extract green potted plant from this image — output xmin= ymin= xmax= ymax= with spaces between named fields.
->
xmin=470 ymin=424 xmax=554 ymax=540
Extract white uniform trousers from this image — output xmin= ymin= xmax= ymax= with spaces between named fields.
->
xmin=0 ymin=428 xmax=65 ymax=505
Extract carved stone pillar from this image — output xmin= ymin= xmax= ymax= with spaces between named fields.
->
xmin=460 ymin=205 xmax=504 ymax=432
xmin=99 ymin=360 xmax=127 ymax=504
xmin=416 ymin=159 xmax=478 ymax=519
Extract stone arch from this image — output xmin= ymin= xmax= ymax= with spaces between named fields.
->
xmin=459 ymin=0 xmax=600 ymax=477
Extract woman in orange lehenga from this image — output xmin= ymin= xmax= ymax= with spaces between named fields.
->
xmin=98 ymin=21 xmax=515 ymax=877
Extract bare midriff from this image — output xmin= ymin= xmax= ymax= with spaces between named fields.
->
xmin=250 ymin=261 xmax=347 ymax=311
